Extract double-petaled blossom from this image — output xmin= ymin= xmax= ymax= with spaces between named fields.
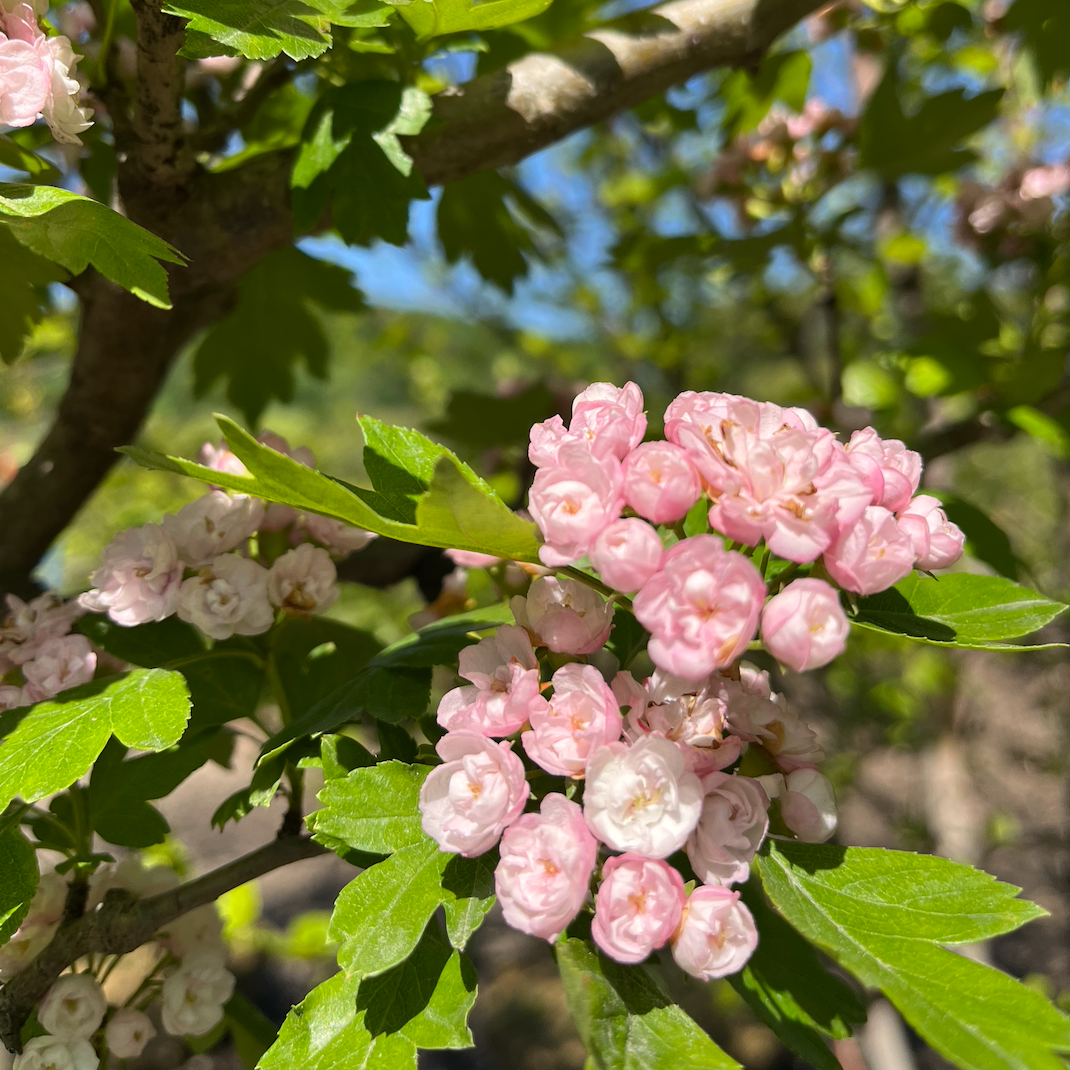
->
xmin=105 ymin=1009 xmax=156 ymax=1060
xmin=583 ymin=735 xmax=703 ymax=858
xmin=38 ymin=975 xmax=107 ymax=1041
xmin=13 ymin=1036 xmax=98 ymax=1070
xmin=512 ymin=576 xmax=614 ymax=655
xmin=527 ymin=442 xmax=624 ymax=567
xmin=437 ymin=624 xmax=548 ymax=736
xmin=267 ymin=543 xmax=339 ymax=614
xmin=0 ymin=591 xmax=83 ymax=667
xmin=161 ymin=491 xmax=264 ymax=567
xmin=495 ymin=794 xmax=598 ymax=941
xmin=760 ymin=578 xmax=849 ymax=673
xmin=621 ymin=440 xmax=702 ymax=524
xmin=762 ymin=767 xmax=838 ymax=843
xmin=823 ymin=505 xmax=916 ymax=595
xmin=671 ymin=886 xmax=758 ymax=980
xmin=528 ymin=382 xmax=646 ymax=466
xmin=633 ymin=536 xmax=765 ymax=681
xmin=591 ymin=854 xmax=686 ymax=964
xmin=589 ymin=518 xmax=663 ymax=594
xmin=160 ymin=951 xmax=235 ymax=1037
xmin=664 ymin=392 xmax=870 ymax=562
xmin=723 ymin=669 xmax=823 ymax=772
xmin=897 ymin=495 xmax=966 ymax=571
xmin=22 ymin=634 xmax=96 ymax=700
xmin=846 ymin=428 xmax=921 ymax=513
xmin=300 ymin=513 xmax=375 ymax=556
xmin=176 ymin=554 xmax=274 ymax=640
xmin=522 ymin=663 xmax=622 ymax=778
xmin=419 ymin=732 xmax=530 ymax=857
xmin=685 ymin=772 xmax=769 ymax=886
xmin=80 ymin=524 xmax=184 ymax=626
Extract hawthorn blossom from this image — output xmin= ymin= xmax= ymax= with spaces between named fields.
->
xmin=685 ymin=772 xmax=769 ymax=886
xmin=723 ymin=670 xmax=823 ymax=772
xmin=21 ymin=634 xmax=96 ymax=699
xmin=80 ymin=523 xmax=184 ymax=626
xmin=760 ymin=578 xmax=849 ymax=673
xmin=12 ymin=1036 xmax=98 ymax=1070
xmin=522 ymin=663 xmax=622 ymax=778
xmin=621 ymin=441 xmax=702 ymax=524
xmin=765 ymin=767 xmax=838 ymax=843
xmin=436 ymin=624 xmax=548 ymax=736
xmin=528 ymin=382 xmax=646 ymax=465
xmin=40 ymin=32 xmax=91 ymax=144
xmin=158 ymin=905 xmax=225 ymax=959
xmin=898 ymin=495 xmax=965 ymax=571
xmin=0 ymin=920 xmax=54 ymax=979
xmin=300 ymin=513 xmax=375 ymax=556
xmin=176 ymin=554 xmax=273 ymax=640
xmin=0 ymin=5 xmax=51 ymax=128
xmin=105 ymin=1009 xmax=156 ymax=1059
xmin=267 ymin=543 xmax=339 ymax=614
xmin=591 ymin=854 xmax=686 ymax=964
xmin=161 ymin=491 xmax=263 ymax=567
xmin=589 ymin=518 xmax=663 ymax=593
xmin=160 ymin=951 xmax=235 ymax=1037
xmin=495 ymin=794 xmax=598 ymax=941
xmin=633 ymin=536 xmax=765 ymax=681
xmin=38 ymin=974 xmax=107 ymax=1041
xmin=198 ymin=440 xmax=247 ymax=479
xmin=512 ymin=576 xmax=614 ymax=655
xmin=845 ymin=428 xmax=921 ymax=513
xmin=0 ymin=591 xmax=82 ymax=666
xmin=823 ymin=505 xmax=915 ymax=595
xmin=671 ymin=886 xmax=758 ymax=980
xmin=419 ymin=732 xmax=530 ymax=857
xmin=446 ymin=549 xmax=500 ymax=568
xmin=583 ymin=735 xmax=703 ymax=858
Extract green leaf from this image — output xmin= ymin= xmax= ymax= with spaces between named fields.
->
xmin=329 ymin=839 xmax=450 ymax=977
xmin=258 ymin=970 xmax=417 ymax=1070
xmin=556 ymin=939 xmax=741 ymax=1070
xmin=192 ymin=247 xmax=364 ymax=427
xmin=0 ymin=670 xmax=191 ymax=811
xmin=852 ymin=572 xmax=1067 ymax=648
xmin=720 ymin=51 xmax=812 ymax=136
xmin=1004 ymin=0 xmax=1070 ymax=88
xmin=730 ymin=882 xmax=865 ymax=1070
xmin=441 ymin=851 xmax=496 ymax=951
xmin=398 ymin=0 xmax=553 ymax=38
xmin=77 ymin=614 xmax=207 ymax=667
xmin=225 ymin=992 xmax=279 ymax=1070
xmin=0 ymin=183 xmax=185 ymax=309
xmin=314 ymin=760 xmax=430 ymax=854
xmin=0 ymin=826 xmax=38 ymax=945
xmin=427 ymin=382 xmax=559 ymax=450
xmin=0 ymin=135 xmax=59 ymax=180
xmin=0 ymin=227 xmax=67 ymax=364
xmin=757 ymin=841 xmax=1070 ymax=1070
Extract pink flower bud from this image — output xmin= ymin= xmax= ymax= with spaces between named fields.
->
xmin=198 ymin=441 xmax=247 ymax=478
xmin=419 ymin=731 xmax=530 ymax=857
xmin=621 ymin=441 xmax=701 ymax=524
xmin=671 ymin=886 xmax=758 ymax=980
xmin=528 ymin=414 xmax=569 ymax=468
xmin=446 ymin=549 xmax=501 ymax=569
xmin=527 ymin=442 xmax=624 ymax=567
xmin=436 ymin=624 xmax=548 ymax=736
xmin=760 ymin=578 xmax=849 ymax=673
xmin=633 ymin=536 xmax=765 ymax=681
xmin=569 ymin=382 xmax=647 ymax=461
xmin=522 ymin=663 xmax=622 ymax=777
xmin=591 ymin=854 xmax=686 ymax=964
xmin=897 ymin=495 xmax=965 ymax=571
xmin=685 ymin=772 xmax=769 ymax=886
xmin=845 ymin=428 xmax=921 ymax=513
xmin=300 ymin=514 xmax=375 ymax=556
xmin=511 ymin=576 xmax=613 ymax=655
xmin=823 ymin=506 xmax=915 ymax=596
xmin=589 ymin=518 xmax=663 ymax=593
xmin=778 ymin=767 xmax=837 ymax=843
xmin=495 ymin=794 xmax=598 ymax=941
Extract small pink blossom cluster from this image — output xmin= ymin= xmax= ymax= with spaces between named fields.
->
xmin=0 ymin=0 xmax=92 ymax=144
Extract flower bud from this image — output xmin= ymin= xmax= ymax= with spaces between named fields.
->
xmin=105 ymin=1009 xmax=156 ymax=1059
xmin=591 ymin=854 xmax=686 ymax=964
xmin=621 ymin=441 xmax=701 ymax=524
xmin=897 ymin=495 xmax=965 ymax=571
xmin=779 ymin=767 xmax=838 ymax=842
xmin=39 ymin=974 xmax=106 ymax=1041
xmin=512 ymin=576 xmax=614 ymax=655
xmin=671 ymin=886 xmax=758 ymax=980
xmin=760 ymin=578 xmax=849 ymax=673
xmin=589 ymin=518 xmax=663 ymax=593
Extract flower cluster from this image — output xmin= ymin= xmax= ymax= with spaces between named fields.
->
xmin=419 ymin=382 xmax=964 ymax=977
xmin=0 ymin=0 xmax=91 ymax=144
xmin=5 ymin=858 xmax=235 ymax=1070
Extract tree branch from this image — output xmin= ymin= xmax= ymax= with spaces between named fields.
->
xmin=0 ymin=834 xmax=326 ymax=1053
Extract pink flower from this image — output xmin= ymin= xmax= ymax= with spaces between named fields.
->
xmin=528 ymin=442 xmax=624 ymax=566
xmin=760 ymin=578 xmax=849 ymax=673
xmin=723 ymin=670 xmax=823 ymax=772
xmin=621 ymin=441 xmax=702 ymax=524
xmin=633 ymin=536 xmax=765 ymax=681
xmin=591 ymin=854 xmax=686 ymax=964
xmin=177 ymin=554 xmax=273 ymax=640
xmin=584 ymin=735 xmax=703 ymax=858
xmin=436 ymin=624 xmax=548 ymax=736
xmin=300 ymin=513 xmax=375 ymax=556
xmin=21 ymin=635 xmax=96 ymax=700
xmin=495 ymin=794 xmax=597 ymax=941
xmin=0 ymin=592 xmax=83 ymax=667
xmin=257 ymin=430 xmax=315 ymax=468
xmin=511 ymin=576 xmax=614 ymax=655
xmin=528 ymin=382 xmax=646 ymax=467
xmin=589 ymin=518 xmax=663 ymax=593
xmin=161 ymin=491 xmax=264 ymax=567
xmin=665 ymin=393 xmax=869 ymax=562
xmin=845 ymin=428 xmax=921 ymax=513
xmin=41 ymin=34 xmax=91 ymax=144
xmin=897 ymin=495 xmax=965 ymax=571
xmin=447 ymin=549 xmax=501 ymax=569
xmin=267 ymin=543 xmax=339 ymax=614
xmin=1020 ymin=164 xmax=1070 ymax=201
xmin=764 ymin=767 xmax=838 ymax=843
xmin=0 ymin=9 xmax=49 ymax=128
xmin=80 ymin=523 xmax=184 ymax=627
xmin=419 ymin=731 xmax=530 ymax=856
xmin=671 ymin=886 xmax=758 ymax=980
xmin=528 ymin=414 xmax=569 ymax=468
xmin=522 ymin=663 xmax=622 ymax=777
xmin=198 ymin=441 xmax=248 ymax=479
xmin=823 ymin=505 xmax=915 ymax=595
xmin=685 ymin=772 xmax=769 ymax=886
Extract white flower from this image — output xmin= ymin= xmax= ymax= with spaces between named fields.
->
xmin=0 ymin=592 xmax=83 ymax=666
xmin=685 ymin=772 xmax=769 ymax=886
xmin=177 ymin=554 xmax=273 ymax=640
xmin=162 ymin=492 xmax=264 ymax=568
xmin=41 ymin=36 xmax=92 ymax=145
xmin=583 ymin=735 xmax=703 ymax=858
xmin=161 ymin=952 xmax=235 ymax=1037
xmin=723 ymin=669 xmax=823 ymax=772
xmin=28 ymin=872 xmax=68 ymax=926
xmin=779 ymin=767 xmax=838 ymax=843
xmin=80 ymin=524 xmax=184 ymax=626
xmin=266 ymin=544 xmax=339 ymax=614
xmin=157 ymin=905 xmax=224 ymax=958
xmin=300 ymin=513 xmax=375 ymax=556
xmin=22 ymin=635 xmax=96 ymax=701
xmin=88 ymin=856 xmax=179 ymax=909
xmin=12 ymin=1036 xmax=97 ymax=1070
xmin=38 ymin=974 xmax=107 ymax=1041
xmin=0 ymin=920 xmax=56 ymax=980
xmin=105 ymin=1009 xmax=156 ymax=1059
